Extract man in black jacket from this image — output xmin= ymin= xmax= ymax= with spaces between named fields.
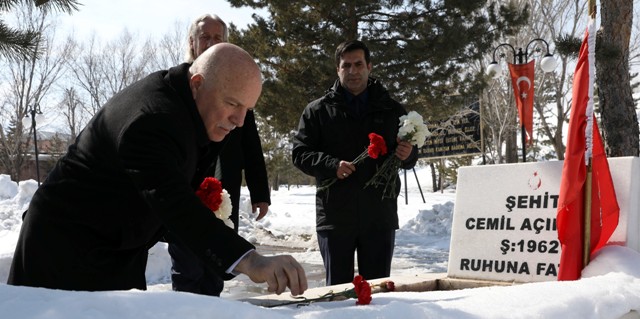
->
xmin=7 ymin=43 xmax=306 ymax=296
xmin=292 ymin=40 xmax=417 ymax=285
xmin=184 ymin=14 xmax=270 ymax=228
xmin=168 ymin=13 xmax=271 ymax=297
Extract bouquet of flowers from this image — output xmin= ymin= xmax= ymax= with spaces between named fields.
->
xmin=264 ymin=275 xmax=395 ymax=308
xmin=317 ymin=132 xmax=387 ymax=191
xmin=365 ymin=111 xmax=430 ymax=199
xmin=196 ymin=177 xmax=234 ymax=228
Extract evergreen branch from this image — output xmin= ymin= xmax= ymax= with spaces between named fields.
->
xmin=33 ymin=0 xmax=81 ymax=14
xmin=0 ymin=21 xmax=39 ymax=60
xmin=0 ymin=0 xmax=21 ymax=12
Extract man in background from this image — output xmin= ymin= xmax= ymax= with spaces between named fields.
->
xmin=292 ymin=40 xmax=417 ymax=285
xmin=167 ymin=13 xmax=271 ymax=297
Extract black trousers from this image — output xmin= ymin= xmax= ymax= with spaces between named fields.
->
xmin=317 ymin=228 xmax=395 ymax=286
xmin=167 ymin=238 xmax=223 ymax=296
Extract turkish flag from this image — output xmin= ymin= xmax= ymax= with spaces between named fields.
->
xmin=508 ymin=60 xmax=535 ymax=144
xmin=556 ymin=18 xmax=619 ymax=281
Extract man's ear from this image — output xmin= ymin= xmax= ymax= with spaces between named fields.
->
xmin=189 ymin=73 xmax=204 ymax=99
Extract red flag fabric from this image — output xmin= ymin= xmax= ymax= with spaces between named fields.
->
xmin=556 ymin=18 xmax=620 ymax=281
xmin=508 ymin=60 xmax=535 ymax=144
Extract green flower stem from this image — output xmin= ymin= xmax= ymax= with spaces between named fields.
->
xmin=364 ymin=152 xmax=402 ymax=199
xmin=263 ymin=289 xmax=355 ymax=308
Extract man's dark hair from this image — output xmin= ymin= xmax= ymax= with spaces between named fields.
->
xmin=334 ymin=40 xmax=371 ymax=67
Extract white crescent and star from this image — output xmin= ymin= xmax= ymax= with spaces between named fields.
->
xmin=516 ymin=76 xmax=532 ymax=99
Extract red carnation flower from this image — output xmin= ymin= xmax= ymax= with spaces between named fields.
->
xmin=195 ymin=177 xmax=223 ymax=212
xmin=265 ymin=275 xmax=387 ymax=308
xmin=352 ymin=275 xmax=372 ymax=305
xmin=317 ymin=132 xmax=388 ymax=192
xmin=367 ymin=133 xmax=387 ymax=159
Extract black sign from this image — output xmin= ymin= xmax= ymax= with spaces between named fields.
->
xmin=418 ymin=101 xmax=482 ymax=159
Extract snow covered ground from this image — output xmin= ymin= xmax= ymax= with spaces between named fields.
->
xmin=0 ymin=167 xmax=638 ymax=318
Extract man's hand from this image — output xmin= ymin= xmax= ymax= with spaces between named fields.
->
xmin=395 ymin=139 xmax=413 ymax=161
xmin=252 ymin=202 xmax=269 ymax=221
xmin=233 ymin=251 xmax=308 ymax=295
xmin=336 ymin=160 xmax=356 ymax=179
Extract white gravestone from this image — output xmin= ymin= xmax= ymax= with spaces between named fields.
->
xmin=447 ymin=157 xmax=639 ymax=283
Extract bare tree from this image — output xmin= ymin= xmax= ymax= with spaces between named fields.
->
xmin=531 ymin=0 xmax=587 ymax=160
xmin=67 ymin=30 xmax=154 ymax=123
xmin=66 ymin=33 xmax=108 ymax=117
xmin=101 ymin=29 xmax=154 ymax=97
xmin=481 ymin=0 xmax=588 ymax=162
xmin=0 ymin=4 xmax=73 ymax=181
xmin=147 ymin=19 xmax=188 ymax=70
xmin=481 ymin=0 xmax=531 ymax=164
xmin=57 ymin=86 xmax=84 ymax=140
xmin=481 ymin=78 xmax=519 ymax=164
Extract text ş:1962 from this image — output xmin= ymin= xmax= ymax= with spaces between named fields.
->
xmin=500 ymin=239 xmax=560 ymax=255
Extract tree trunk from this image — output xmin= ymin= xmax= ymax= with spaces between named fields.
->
xmin=505 ymin=130 xmax=519 ymax=163
xmin=596 ymin=0 xmax=639 ymax=157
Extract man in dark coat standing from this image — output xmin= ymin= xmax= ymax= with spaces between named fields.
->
xmin=166 ymin=13 xmax=271 ymax=297
xmin=182 ymin=13 xmax=271 ymax=230
xmin=292 ymin=40 xmax=418 ymax=285
xmin=7 ymin=43 xmax=306 ymax=296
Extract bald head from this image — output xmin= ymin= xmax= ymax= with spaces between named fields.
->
xmin=188 ymin=43 xmax=263 ymax=142
xmin=190 ymin=43 xmax=261 ymax=91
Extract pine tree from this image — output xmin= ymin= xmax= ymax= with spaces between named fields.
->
xmin=227 ymin=0 xmax=528 ymax=134
xmin=0 ymin=118 xmax=27 ymax=181
xmin=0 ymin=0 xmax=79 ymax=60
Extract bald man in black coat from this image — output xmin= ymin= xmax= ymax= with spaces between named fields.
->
xmin=7 ymin=43 xmax=306 ymax=296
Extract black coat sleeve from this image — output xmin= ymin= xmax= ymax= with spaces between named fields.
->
xmin=241 ymin=111 xmax=271 ymax=204
xmin=117 ymin=113 xmax=255 ymax=278
xmin=291 ymin=102 xmax=341 ymax=180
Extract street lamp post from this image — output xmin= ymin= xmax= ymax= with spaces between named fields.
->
xmin=486 ymin=38 xmax=557 ymax=163
xmin=24 ymin=104 xmax=43 ymax=185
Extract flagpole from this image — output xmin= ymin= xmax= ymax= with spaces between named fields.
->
xmin=516 ymin=53 xmax=527 ymax=163
xmin=521 ymin=126 xmax=526 ymax=162
xmin=583 ymin=160 xmax=592 ymax=267
xmin=582 ymin=0 xmax=597 ymax=269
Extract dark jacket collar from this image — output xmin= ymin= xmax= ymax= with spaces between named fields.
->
xmin=341 ymin=85 xmax=369 ymax=104
xmin=328 ymin=77 xmax=390 ymax=109
xmin=166 ymin=63 xmax=210 ymax=148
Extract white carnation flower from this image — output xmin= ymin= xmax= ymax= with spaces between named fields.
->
xmin=397 ymin=111 xmax=430 ymax=148
xmin=214 ymin=189 xmax=234 ymax=229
